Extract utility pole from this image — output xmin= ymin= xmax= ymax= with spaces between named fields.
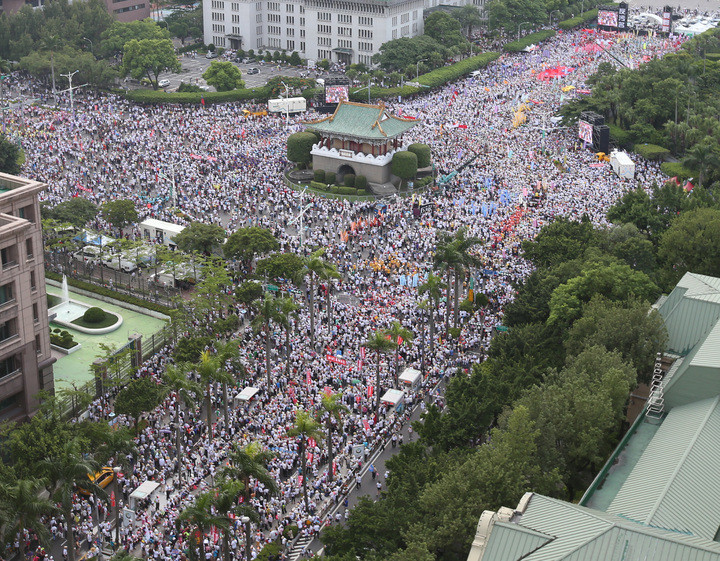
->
xmin=281 ymin=80 xmax=290 ymax=125
xmin=60 ymin=70 xmax=79 ymax=115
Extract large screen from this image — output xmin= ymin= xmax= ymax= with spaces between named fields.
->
xmin=578 ymin=120 xmax=593 ymax=143
xmin=325 ymin=85 xmax=349 ymax=104
xmin=598 ymin=9 xmax=619 ymax=27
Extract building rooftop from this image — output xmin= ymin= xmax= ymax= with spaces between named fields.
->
xmin=304 ymin=101 xmax=419 ymax=142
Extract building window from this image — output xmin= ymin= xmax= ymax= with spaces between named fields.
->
xmin=32 ymin=303 xmax=38 ymax=323
xmin=392 ymin=16 xmax=397 ymax=26
xmin=0 ymin=356 xmax=17 ymax=379
xmin=300 ymin=41 xmax=305 ymax=51
xmin=35 ymin=334 xmax=41 ymax=355
xmin=318 ymin=11 xmax=331 ymax=21
xmin=0 ymin=319 xmax=17 ymax=343
xmin=231 ymin=2 xmax=238 ymax=9
xmin=359 ymin=29 xmax=372 ymax=39
xmin=25 ymin=239 xmax=33 ymax=260
xmin=300 ymin=29 xmax=305 ymax=37
xmin=338 ymin=13 xmax=351 ymax=23
xmin=256 ymin=26 xmax=263 ymax=35
xmin=338 ymin=26 xmax=352 ymax=36
xmin=300 ymin=17 xmax=305 ymax=26
xmin=359 ymin=16 xmax=373 ymax=26
xmin=392 ymin=29 xmax=397 ymax=39
xmin=286 ymin=3 xmax=293 ymax=11
xmin=1 ymin=246 xmax=17 ymax=268
xmin=318 ymin=36 xmax=332 ymax=47
xmin=317 ymin=24 xmax=331 ymax=34
xmin=359 ymin=41 xmax=373 ymax=51
xmin=29 ymin=272 xmax=35 ymax=291
xmin=413 ymin=22 xmax=418 ymax=33
xmin=286 ymin=15 xmax=294 ymax=24
xmin=287 ymin=40 xmax=295 ymax=50
xmin=18 ymin=205 xmax=34 ymax=223
xmin=401 ymin=25 xmax=409 ymax=36
xmin=401 ymin=13 xmax=409 ymax=23
xmin=286 ymin=27 xmax=294 ymax=36
xmin=256 ymin=13 xmax=262 ymax=22
xmin=0 ymin=284 xmax=12 ymax=305
xmin=268 ymin=13 xmax=280 ymax=22
xmin=114 ymin=4 xmax=145 ymax=14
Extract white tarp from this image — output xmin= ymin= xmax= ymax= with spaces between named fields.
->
xmin=399 ymin=367 xmax=421 ymax=388
xmin=381 ymin=388 xmax=405 ymax=406
xmin=237 ymin=387 xmax=259 ymax=402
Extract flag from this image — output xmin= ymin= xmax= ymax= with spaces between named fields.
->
xmin=200 ymin=96 xmax=205 ymax=106
xmin=110 ymin=491 xmax=115 ymax=508
xmin=367 ymin=385 xmax=374 ymax=398
xmin=397 ymin=336 xmax=403 ymax=345
xmin=306 ymin=370 xmax=311 ymax=385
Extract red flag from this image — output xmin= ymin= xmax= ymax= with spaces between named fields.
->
xmin=308 ymin=437 xmax=317 ymax=448
xmin=110 ymin=491 xmax=115 ymax=508
xmin=367 ymin=385 xmax=373 ymax=398
xmin=307 ymin=452 xmax=313 ymax=464
xmin=332 ymin=461 xmax=337 ymax=475
xmin=397 ymin=336 xmax=403 ymax=345
xmin=200 ymin=96 xmax=205 ymax=106
xmin=363 ymin=420 xmax=371 ymax=431
xmin=298 ymin=475 xmax=303 ymax=486
xmin=306 ymin=370 xmax=311 ymax=385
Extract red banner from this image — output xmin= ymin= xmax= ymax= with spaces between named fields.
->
xmin=363 ymin=420 xmax=371 ymax=431
xmin=306 ymin=370 xmax=311 ymax=385
xmin=360 ymin=346 xmax=366 ymax=359
xmin=326 ymin=354 xmax=348 ymax=366
xmin=110 ymin=491 xmax=115 ymax=508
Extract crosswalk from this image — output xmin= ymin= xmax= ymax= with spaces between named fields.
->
xmin=288 ymin=534 xmax=314 ymax=561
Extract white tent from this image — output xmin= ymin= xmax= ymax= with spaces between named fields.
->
xmin=129 ymin=480 xmax=160 ymax=510
xmin=399 ymin=367 xmax=421 ymax=389
xmin=236 ymin=387 xmax=260 ymax=402
xmin=381 ymin=388 xmax=405 ymax=407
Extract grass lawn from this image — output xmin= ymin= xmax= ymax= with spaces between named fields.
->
xmin=71 ymin=311 xmax=121 ymax=329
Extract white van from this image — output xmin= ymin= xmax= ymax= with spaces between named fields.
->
xmin=102 ymin=254 xmax=138 ymax=274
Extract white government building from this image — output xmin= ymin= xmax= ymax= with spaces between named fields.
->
xmin=203 ymin=0 xmax=485 ymax=66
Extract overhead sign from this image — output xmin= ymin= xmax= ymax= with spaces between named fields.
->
xmin=326 ymin=354 xmax=348 ymax=366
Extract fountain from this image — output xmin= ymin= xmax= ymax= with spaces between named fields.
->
xmin=49 ymin=275 xmax=123 ymax=334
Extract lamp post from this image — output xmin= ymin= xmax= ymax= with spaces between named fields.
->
xmin=241 ymin=516 xmax=252 ymax=561
xmin=416 ymin=59 xmax=426 ymax=79
xmin=83 ymin=37 xmax=93 ymax=56
xmin=549 ymin=10 xmax=562 ymax=25
xmin=518 ymin=21 xmax=532 ymax=41
xmin=280 ymin=80 xmax=290 ymax=124
xmin=113 ymin=466 xmax=121 ymax=551
xmin=60 ymin=69 xmax=79 ymax=115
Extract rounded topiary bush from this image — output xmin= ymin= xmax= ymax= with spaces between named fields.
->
xmin=325 ymin=171 xmax=336 ymax=185
xmin=356 ymin=175 xmax=368 ymax=189
xmin=83 ymin=307 xmax=107 ymax=324
xmin=407 ymin=143 xmax=431 ymax=168
xmin=344 ymin=173 xmax=355 ymax=187
xmin=314 ymin=169 xmax=326 ymax=182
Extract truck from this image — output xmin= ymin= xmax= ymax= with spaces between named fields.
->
xmin=267 ymin=97 xmax=307 ymax=115
xmin=152 ymin=262 xmax=202 ymax=290
xmin=102 ymin=253 xmax=139 ymax=274
xmin=610 ymin=150 xmax=635 ymax=179
xmin=138 ymin=219 xmax=186 ymax=250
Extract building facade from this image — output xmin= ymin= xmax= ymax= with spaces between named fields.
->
xmin=205 ymin=0 xmax=432 ymax=66
xmin=0 ymin=174 xmax=54 ymax=421
xmin=0 ymin=0 xmax=149 ymax=22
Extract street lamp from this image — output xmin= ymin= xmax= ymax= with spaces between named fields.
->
xmin=549 ymin=10 xmax=563 ymax=25
xmin=241 ymin=516 xmax=252 ymax=561
xmin=416 ymin=59 xmax=426 ymax=79
xmin=518 ymin=21 xmax=532 ymax=41
xmin=83 ymin=37 xmax=93 ymax=55
xmin=60 ymin=69 xmax=79 ymax=115
xmin=113 ymin=466 xmax=122 ymax=550
xmin=280 ymin=80 xmax=290 ymax=124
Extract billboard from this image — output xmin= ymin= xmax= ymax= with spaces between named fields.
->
xmin=578 ymin=120 xmax=593 ymax=143
xmin=325 ymin=85 xmax=349 ymax=104
xmin=617 ymin=2 xmax=628 ymax=29
xmin=598 ymin=9 xmax=619 ymax=27
xmin=662 ymin=7 xmax=672 ymax=32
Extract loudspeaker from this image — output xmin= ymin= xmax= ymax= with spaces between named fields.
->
xmin=593 ymin=125 xmax=610 ymax=153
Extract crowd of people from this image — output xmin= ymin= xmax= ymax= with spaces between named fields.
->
xmin=5 ymin=23 xmax=688 ymax=561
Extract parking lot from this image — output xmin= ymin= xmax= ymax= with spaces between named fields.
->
xmin=156 ymin=56 xmax=313 ymax=92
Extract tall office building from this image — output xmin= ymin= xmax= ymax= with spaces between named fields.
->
xmin=0 ymin=0 xmax=150 ymax=23
xmin=0 ymin=173 xmax=54 ymax=421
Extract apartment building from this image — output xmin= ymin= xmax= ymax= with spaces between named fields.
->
xmin=0 ymin=0 xmax=149 ymax=22
xmin=0 ymin=173 xmax=54 ymax=421
xmin=205 ymin=0 xmax=429 ymax=66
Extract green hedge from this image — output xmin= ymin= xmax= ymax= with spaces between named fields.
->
xmin=558 ymin=9 xmax=599 ymax=31
xmin=337 ymin=186 xmax=357 ymax=195
xmin=349 ymin=52 xmax=500 ymax=102
xmin=122 ymin=86 xmax=272 ymax=105
xmin=706 ymin=53 xmax=720 ymax=61
xmin=634 ymin=143 xmax=671 ymax=161
xmin=314 ymin=169 xmax=326 ymax=182
xmin=356 ymin=175 xmax=367 ymax=189
xmin=310 ymin=180 xmax=327 ymax=190
xmin=661 ymin=162 xmax=694 ymax=182
xmin=325 ymin=171 xmax=336 ymax=184
xmin=45 ymin=271 xmax=173 ymax=315
xmin=177 ymin=42 xmax=205 ymax=54
xmin=344 ymin=173 xmax=355 ymax=187
xmin=504 ymin=30 xmax=556 ymax=53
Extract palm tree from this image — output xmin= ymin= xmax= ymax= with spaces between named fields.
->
xmin=303 ymin=248 xmax=337 ymax=345
xmin=196 ymin=350 xmax=234 ymax=439
xmin=212 ymin=479 xmax=258 ymax=561
xmin=683 ymin=138 xmax=720 ymax=190
xmin=0 ymin=477 xmax=56 ymax=553
xmin=251 ymin=295 xmax=283 ymax=390
xmin=214 ymin=339 xmax=242 ymax=428
xmin=319 ymin=392 xmax=349 ymax=482
xmin=382 ymin=321 xmax=414 ymax=384
xmin=162 ymin=364 xmax=202 ymax=485
xmin=219 ymin=442 xmax=278 ymax=506
xmin=419 ymin=272 xmax=446 ymax=354
xmin=318 ymin=259 xmax=341 ymax=328
xmin=364 ymin=330 xmax=398 ymax=418
xmin=432 ymin=232 xmax=456 ymax=335
xmin=277 ymin=296 xmax=299 ymax=377
xmin=177 ymin=491 xmax=229 ymax=561
xmin=287 ymin=410 xmax=323 ymax=510
xmin=40 ymin=439 xmax=102 ymax=561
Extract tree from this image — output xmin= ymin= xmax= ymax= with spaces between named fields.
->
xmin=177 ymin=492 xmax=229 ymax=561
xmin=522 ymin=218 xmax=599 ymax=268
xmin=287 ymin=132 xmax=318 ymax=167
xmin=168 ymin=21 xmax=189 ymax=44
xmin=100 ymin=18 xmax=170 ymax=56
xmin=424 ymin=11 xmax=467 ymax=49
xmin=214 ymin=338 xmax=242 ymax=428
xmin=114 ymin=376 xmax=164 ymax=431
xmin=202 ymin=60 xmax=245 ymax=91
xmin=46 ymin=198 xmax=98 ymax=228
xmin=453 ymin=4 xmax=483 ymax=37
xmin=565 ymin=297 xmax=667 ymax=384
xmin=303 ymin=248 xmax=333 ymax=345
xmin=195 ymin=349 xmax=234 ymax=438
xmin=317 ymin=257 xmax=341 ymax=328
xmin=224 ymin=227 xmax=279 ymax=265
xmin=173 ymin=221 xmax=226 ymax=254
xmin=256 ymin=252 xmax=305 ymax=284
xmin=0 ymin=476 xmax=56 ymax=552
xmin=418 ymin=272 xmax=446 ymax=354
xmin=212 ymin=479 xmax=258 ymax=561
xmin=287 ymin=409 xmax=323 ymax=510
xmin=277 ymin=296 xmax=299 ymax=377
xmin=288 ymin=51 xmax=302 ymax=66
xmin=382 ymin=321 xmax=414 ymax=383
xmin=0 ymin=134 xmax=20 ymax=175
xmin=121 ymin=38 xmax=180 ymax=89
xmin=683 ymin=137 xmax=720 ymax=190
xmin=101 ymin=199 xmax=138 ymax=231
xmin=220 ymin=442 xmax=277 ymax=506
xmin=173 ymin=335 xmax=211 ymax=363
xmin=161 ymin=364 xmax=201 ymax=484
xmin=40 ymin=439 xmax=102 ymax=561
xmin=406 ymin=143 xmax=431 ymax=168
xmin=391 ymin=151 xmax=418 ymax=188
xmin=251 ymin=295 xmax=283 ymax=389
xmin=319 ymin=392 xmax=349 ymax=482
xmin=658 ymin=207 xmax=720 ymax=282
xmin=364 ymin=330 xmax=397 ymax=418
xmin=235 ymin=281 xmax=264 ymax=306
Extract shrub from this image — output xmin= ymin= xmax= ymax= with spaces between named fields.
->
xmin=121 ymin=86 xmax=272 ymax=105
xmin=558 ymin=10 xmax=599 ymax=31
xmin=325 ymin=171 xmax=336 ymax=185
xmin=355 ymin=175 xmax=368 ymax=189
xmin=356 ymin=189 xmax=368 ymax=196
xmin=49 ymin=328 xmax=77 ymax=349
xmin=313 ymin=169 xmax=326 ymax=182
xmin=608 ymin=124 xmax=633 ymax=149
xmin=344 ymin=173 xmax=355 ymax=187
xmin=83 ymin=307 xmax=107 ymax=324
xmin=337 ymin=186 xmax=357 ymax=195
xmin=391 ymin=151 xmax=418 ymax=182
xmin=661 ymin=162 xmax=694 ymax=182
xmin=407 ymin=143 xmax=431 ymax=168
xmin=283 ymin=525 xmax=299 ymax=539
xmin=177 ymin=42 xmax=204 ymax=54
xmin=256 ymin=542 xmax=281 ymax=561
xmin=213 ymin=314 xmax=240 ymax=333
xmin=634 ymin=144 xmax=671 ymax=161
xmin=331 ymin=185 xmax=340 ymax=194
xmin=504 ymin=30 xmax=556 ymax=53
xmin=287 ymin=132 xmax=317 ymax=166
xmin=310 ymin=181 xmax=327 ymax=190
